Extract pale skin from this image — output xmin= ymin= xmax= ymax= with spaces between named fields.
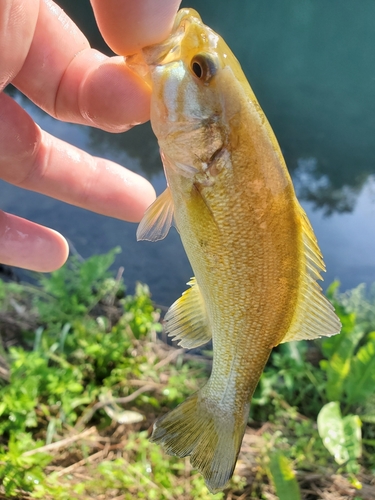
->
xmin=0 ymin=0 xmax=181 ymax=272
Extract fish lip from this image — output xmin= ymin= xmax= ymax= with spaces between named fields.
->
xmin=125 ymin=10 xmax=193 ymax=81
xmin=126 ymin=9 xmax=218 ymax=82
xmin=141 ymin=25 xmax=184 ymax=68
xmin=142 ymin=8 xmax=202 ymax=68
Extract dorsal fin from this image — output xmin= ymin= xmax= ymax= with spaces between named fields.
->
xmin=164 ymin=278 xmax=212 ymax=349
xmin=281 ymin=206 xmax=341 ymax=344
xmin=136 ymin=187 xmax=174 ymax=242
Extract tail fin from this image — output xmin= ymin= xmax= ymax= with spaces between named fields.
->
xmin=150 ymin=392 xmax=248 ymax=493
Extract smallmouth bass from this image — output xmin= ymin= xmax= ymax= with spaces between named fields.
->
xmin=132 ymin=8 xmax=341 ymax=493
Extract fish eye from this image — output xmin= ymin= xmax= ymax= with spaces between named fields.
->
xmin=190 ymin=53 xmax=218 ymax=82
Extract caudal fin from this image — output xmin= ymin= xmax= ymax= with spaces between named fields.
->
xmin=150 ymin=392 xmax=248 ymax=493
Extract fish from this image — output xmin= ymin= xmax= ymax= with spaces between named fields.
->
xmin=132 ymin=8 xmax=341 ymax=493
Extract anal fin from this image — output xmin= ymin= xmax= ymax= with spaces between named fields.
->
xmin=164 ymin=278 xmax=211 ymax=349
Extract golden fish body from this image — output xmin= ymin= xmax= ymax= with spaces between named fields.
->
xmin=135 ymin=9 xmax=341 ymax=493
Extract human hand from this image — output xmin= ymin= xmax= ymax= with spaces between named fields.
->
xmin=0 ymin=0 xmax=181 ymax=272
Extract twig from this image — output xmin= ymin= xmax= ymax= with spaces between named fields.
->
xmin=0 ymin=313 xmax=35 ymax=330
xmin=236 ymin=488 xmax=253 ymax=500
xmin=153 ymin=348 xmax=185 ymax=370
xmin=22 ymin=426 xmax=97 ymax=457
xmin=111 ymin=384 xmax=156 ymax=405
xmin=127 ymin=379 xmax=163 ymax=388
xmin=183 ymin=351 xmax=213 ymax=366
xmin=0 ymin=365 xmax=9 ymax=382
xmin=108 ymin=267 xmax=124 ymax=306
xmin=55 ymin=449 xmax=104 ymax=477
xmin=75 ymin=385 xmax=155 ymax=430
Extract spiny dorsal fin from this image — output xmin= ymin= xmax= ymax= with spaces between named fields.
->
xmin=281 ymin=206 xmax=341 ymax=344
xmin=164 ymin=278 xmax=212 ymax=349
xmin=136 ymin=187 xmax=174 ymax=242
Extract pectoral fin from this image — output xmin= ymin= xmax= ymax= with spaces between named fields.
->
xmin=161 ymin=149 xmax=199 ymax=178
xmin=164 ymin=278 xmax=211 ymax=349
xmin=136 ymin=187 xmax=174 ymax=242
xmin=281 ymin=206 xmax=341 ymax=344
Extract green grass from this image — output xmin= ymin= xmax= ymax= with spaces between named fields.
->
xmin=0 ymin=248 xmax=374 ymax=499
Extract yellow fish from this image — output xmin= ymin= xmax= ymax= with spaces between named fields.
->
xmin=134 ymin=8 xmax=341 ymax=493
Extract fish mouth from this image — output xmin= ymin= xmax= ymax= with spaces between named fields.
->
xmin=125 ymin=9 xmax=203 ymax=82
xmin=142 ymin=9 xmax=202 ymax=67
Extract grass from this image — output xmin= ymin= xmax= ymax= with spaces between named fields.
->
xmin=0 ymin=248 xmax=374 ymax=499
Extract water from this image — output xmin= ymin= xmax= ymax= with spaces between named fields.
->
xmin=1 ymin=0 xmax=374 ymax=306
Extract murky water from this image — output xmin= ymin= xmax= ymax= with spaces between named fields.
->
xmin=1 ymin=0 xmax=374 ymax=306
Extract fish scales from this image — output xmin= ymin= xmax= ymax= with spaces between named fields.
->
xmin=131 ymin=8 xmax=341 ymax=493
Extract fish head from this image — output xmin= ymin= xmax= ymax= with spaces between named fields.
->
xmin=141 ymin=8 xmax=248 ymax=177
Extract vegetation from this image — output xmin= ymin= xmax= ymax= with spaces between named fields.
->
xmin=0 ymin=248 xmax=374 ymax=499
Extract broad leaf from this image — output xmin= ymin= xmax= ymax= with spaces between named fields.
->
xmin=317 ymin=402 xmax=361 ymax=473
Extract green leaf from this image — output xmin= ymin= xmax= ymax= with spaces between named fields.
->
xmin=360 ymin=414 xmax=375 ymax=424
xmin=317 ymin=402 xmax=361 ymax=472
xmin=345 ymin=338 xmax=375 ymax=405
xmin=321 ymin=324 xmax=365 ymax=401
xmin=343 ymin=415 xmax=362 ymax=473
xmin=268 ymin=452 xmax=301 ymax=500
